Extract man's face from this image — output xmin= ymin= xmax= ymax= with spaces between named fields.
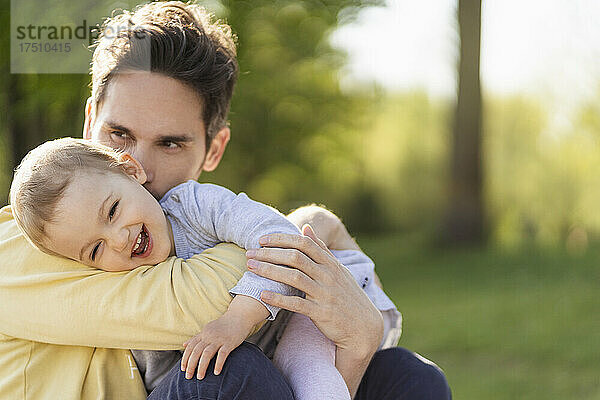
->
xmin=85 ymin=72 xmax=229 ymax=199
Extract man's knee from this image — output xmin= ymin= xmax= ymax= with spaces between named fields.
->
xmin=150 ymin=342 xmax=294 ymax=400
xmin=358 ymin=347 xmax=452 ymax=400
xmin=212 ymin=342 xmax=294 ymax=399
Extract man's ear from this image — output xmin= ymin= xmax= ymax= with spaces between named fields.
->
xmin=83 ymin=97 xmax=94 ymax=140
xmin=118 ymin=153 xmax=147 ymax=184
xmin=202 ymin=127 xmax=231 ymax=172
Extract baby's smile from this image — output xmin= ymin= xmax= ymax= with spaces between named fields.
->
xmin=131 ymin=224 xmax=153 ymax=258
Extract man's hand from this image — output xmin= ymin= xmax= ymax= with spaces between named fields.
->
xmin=246 ymin=224 xmax=384 ymax=396
xmin=247 ymin=225 xmax=383 ymax=353
xmin=180 ymin=313 xmax=249 ymax=380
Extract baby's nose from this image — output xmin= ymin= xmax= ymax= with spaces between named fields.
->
xmin=109 ymin=227 xmax=130 ymax=253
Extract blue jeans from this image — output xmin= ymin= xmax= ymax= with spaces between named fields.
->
xmin=147 ymin=342 xmax=294 ymax=400
xmin=149 ymin=343 xmax=451 ymax=399
xmin=355 ymin=347 xmax=452 ymax=400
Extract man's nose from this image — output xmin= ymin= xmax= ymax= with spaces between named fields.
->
xmin=130 ymin=147 xmax=155 ymax=183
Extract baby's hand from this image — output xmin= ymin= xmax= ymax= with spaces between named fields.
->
xmin=180 ymin=313 xmax=250 ymax=380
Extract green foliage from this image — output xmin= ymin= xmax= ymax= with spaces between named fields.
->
xmin=203 ymin=0 xmax=382 ymax=222
xmin=352 ymin=92 xmax=450 ymax=233
xmin=486 ymin=92 xmax=600 ymax=249
xmin=338 ymin=89 xmax=600 ymax=248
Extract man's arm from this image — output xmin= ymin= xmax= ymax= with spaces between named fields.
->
xmin=0 ymin=206 xmax=246 ymax=350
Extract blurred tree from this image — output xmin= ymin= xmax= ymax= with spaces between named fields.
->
xmin=204 ymin=0 xmax=382 ymax=224
xmin=0 ymin=0 xmax=109 ymax=200
xmin=442 ymin=0 xmax=484 ymax=245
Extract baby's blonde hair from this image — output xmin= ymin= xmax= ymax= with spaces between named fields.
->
xmin=10 ymin=137 xmax=130 ymax=255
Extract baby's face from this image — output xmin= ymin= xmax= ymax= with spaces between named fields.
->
xmin=44 ymin=170 xmax=174 ymax=271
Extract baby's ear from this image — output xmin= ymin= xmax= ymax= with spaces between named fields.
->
xmin=119 ymin=153 xmax=147 ymax=184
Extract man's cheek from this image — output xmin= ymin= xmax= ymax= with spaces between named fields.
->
xmin=169 ymin=161 xmax=192 ymax=180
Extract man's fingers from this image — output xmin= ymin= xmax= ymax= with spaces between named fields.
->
xmin=247 ymin=260 xmax=318 ymax=296
xmin=247 ymin=247 xmax=324 ymax=282
xmin=196 ymin=345 xmax=218 ymax=380
xmin=302 ymin=224 xmax=334 ymax=257
xmin=261 ymin=291 xmax=315 ymax=318
xmin=214 ymin=346 xmax=232 ymax=375
xmin=258 ymin=232 xmax=332 ymax=265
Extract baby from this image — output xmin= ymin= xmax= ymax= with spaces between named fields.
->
xmin=10 ymin=138 xmax=401 ymax=399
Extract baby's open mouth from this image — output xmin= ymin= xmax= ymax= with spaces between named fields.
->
xmin=131 ymin=224 xmax=151 ymax=257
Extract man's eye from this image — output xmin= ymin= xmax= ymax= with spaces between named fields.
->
xmin=110 ymin=131 xmax=129 ymax=140
xmin=162 ymin=141 xmax=180 ymax=149
xmin=109 ymin=200 xmax=119 ymax=220
xmin=91 ymin=242 xmax=100 ymax=261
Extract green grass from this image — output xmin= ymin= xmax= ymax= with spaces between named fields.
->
xmin=358 ymin=233 xmax=600 ymax=400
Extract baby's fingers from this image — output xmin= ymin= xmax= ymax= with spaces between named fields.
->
xmin=214 ymin=346 xmax=233 ymax=375
xmin=181 ymin=342 xmax=194 ymax=372
xmin=196 ymin=345 xmax=219 ymax=380
xmin=180 ymin=338 xmax=197 ymax=372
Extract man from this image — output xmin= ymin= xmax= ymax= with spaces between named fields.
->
xmin=0 ymin=2 xmax=451 ymax=399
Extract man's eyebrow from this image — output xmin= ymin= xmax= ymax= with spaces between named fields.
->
xmin=78 ymin=193 xmax=112 ymax=262
xmin=156 ymin=134 xmax=195 ymax=143
xmin=104 ymin=121 xmax=133 ymax=135
xmin=103 ymin=121 xmax=195 ymax=143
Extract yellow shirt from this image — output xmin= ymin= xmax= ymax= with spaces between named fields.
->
xmin=0 ymin=206 xmax=249 ymax=399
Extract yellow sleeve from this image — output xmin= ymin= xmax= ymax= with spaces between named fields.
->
xmin=0 ymin=206 xmax=250 ymax=350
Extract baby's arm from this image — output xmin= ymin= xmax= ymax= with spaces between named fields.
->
xmin=181 ymin=182 xmax=304 ymax=319
xmin=180 ymin=295 xmax=269 ymax=379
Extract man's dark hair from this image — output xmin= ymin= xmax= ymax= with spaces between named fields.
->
xmin=91 ymin=1 xmax=238 ymax=143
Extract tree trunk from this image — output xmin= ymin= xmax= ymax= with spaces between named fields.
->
xmin=442 ymin=0 xmax=484 ymax=244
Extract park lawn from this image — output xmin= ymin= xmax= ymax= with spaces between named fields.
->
xmin=358 ymin=233 xmax=600 ymax=400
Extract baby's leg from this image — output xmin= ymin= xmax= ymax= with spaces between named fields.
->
xmin=273 ymin=313 xmax=351 ymax=400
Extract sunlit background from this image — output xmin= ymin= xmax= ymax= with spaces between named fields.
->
xmin=329 ymin=0 xmax=600 ymax=247
xmin=1 ymin=0 xmax=599 ymax=398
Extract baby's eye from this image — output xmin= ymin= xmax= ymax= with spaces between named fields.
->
xmin=91 ymin=242 xmax=100 ymax=261
xmin=109 ymin=200 xmax=119 ymax=220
